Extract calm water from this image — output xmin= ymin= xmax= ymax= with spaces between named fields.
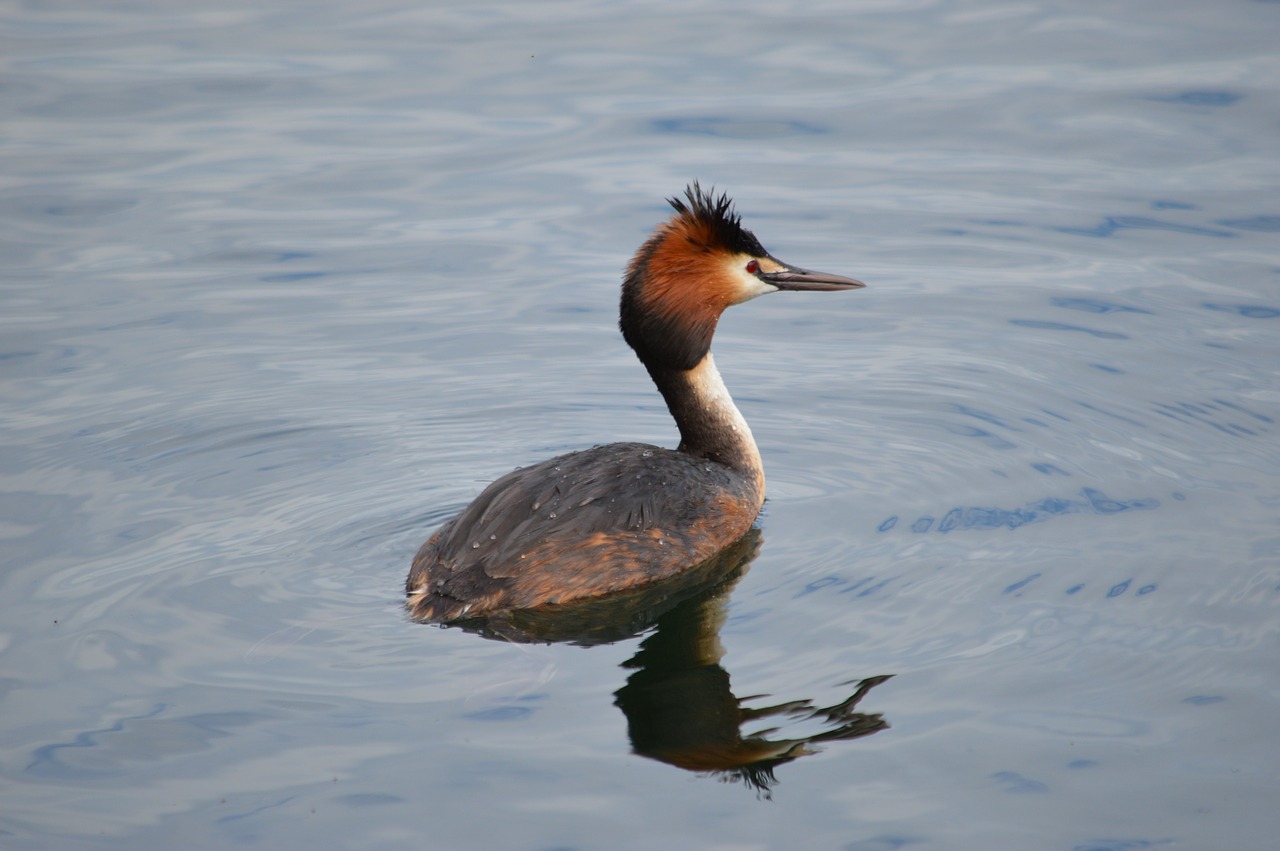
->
xmin=3 ymin=1 xmax=1278 ymax=848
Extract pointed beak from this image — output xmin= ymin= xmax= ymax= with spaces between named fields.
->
xmin=760 ymin=262 xmax=865 ymax=292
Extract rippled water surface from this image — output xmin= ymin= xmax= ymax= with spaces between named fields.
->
xmin=3 ymin=1 xmax=1278 ymax=849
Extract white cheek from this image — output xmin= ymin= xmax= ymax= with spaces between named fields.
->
xmin=729 ymin=266 xmax=778 ymax=303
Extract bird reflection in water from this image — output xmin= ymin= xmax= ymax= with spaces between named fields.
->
xmin=443 ymin=529 xmax=893 ymax=797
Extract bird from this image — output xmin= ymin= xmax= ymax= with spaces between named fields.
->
xmin=407 ymin=182 xmax=864 ymax=622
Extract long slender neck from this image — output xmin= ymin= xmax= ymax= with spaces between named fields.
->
xmin=646 ymin=353 xmax=765 ymax=490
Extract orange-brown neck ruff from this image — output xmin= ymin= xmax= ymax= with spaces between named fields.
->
xmin=620 ymin=218 xmax=731 ymax=371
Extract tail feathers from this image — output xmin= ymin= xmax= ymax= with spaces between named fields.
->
xmin=406 ymin=584 xmax=473 ymax=622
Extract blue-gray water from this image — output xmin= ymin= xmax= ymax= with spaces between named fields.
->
xmin=3 ymin=1 xmax=1278 ymax=849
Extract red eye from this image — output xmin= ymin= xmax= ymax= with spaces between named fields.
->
xmin=745 ymin=259 xmax=760 ymax=274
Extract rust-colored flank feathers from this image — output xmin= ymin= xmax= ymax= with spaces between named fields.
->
xmin=407 ymin=182 xmax=864 ymax=623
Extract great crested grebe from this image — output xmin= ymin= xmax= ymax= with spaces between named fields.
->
xmin=408 ymin=183 xmax=863 ymax=622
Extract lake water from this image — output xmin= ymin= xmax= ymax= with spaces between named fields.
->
xmin=2 ymin=1 xmax=1278 ymax=848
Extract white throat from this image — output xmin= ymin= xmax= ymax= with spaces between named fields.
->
xmin=684 ymin=354 xmax=765 ymax=492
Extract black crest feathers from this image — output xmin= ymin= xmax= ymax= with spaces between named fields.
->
xmin=667 ymin=181 xmax=767 ymax=257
